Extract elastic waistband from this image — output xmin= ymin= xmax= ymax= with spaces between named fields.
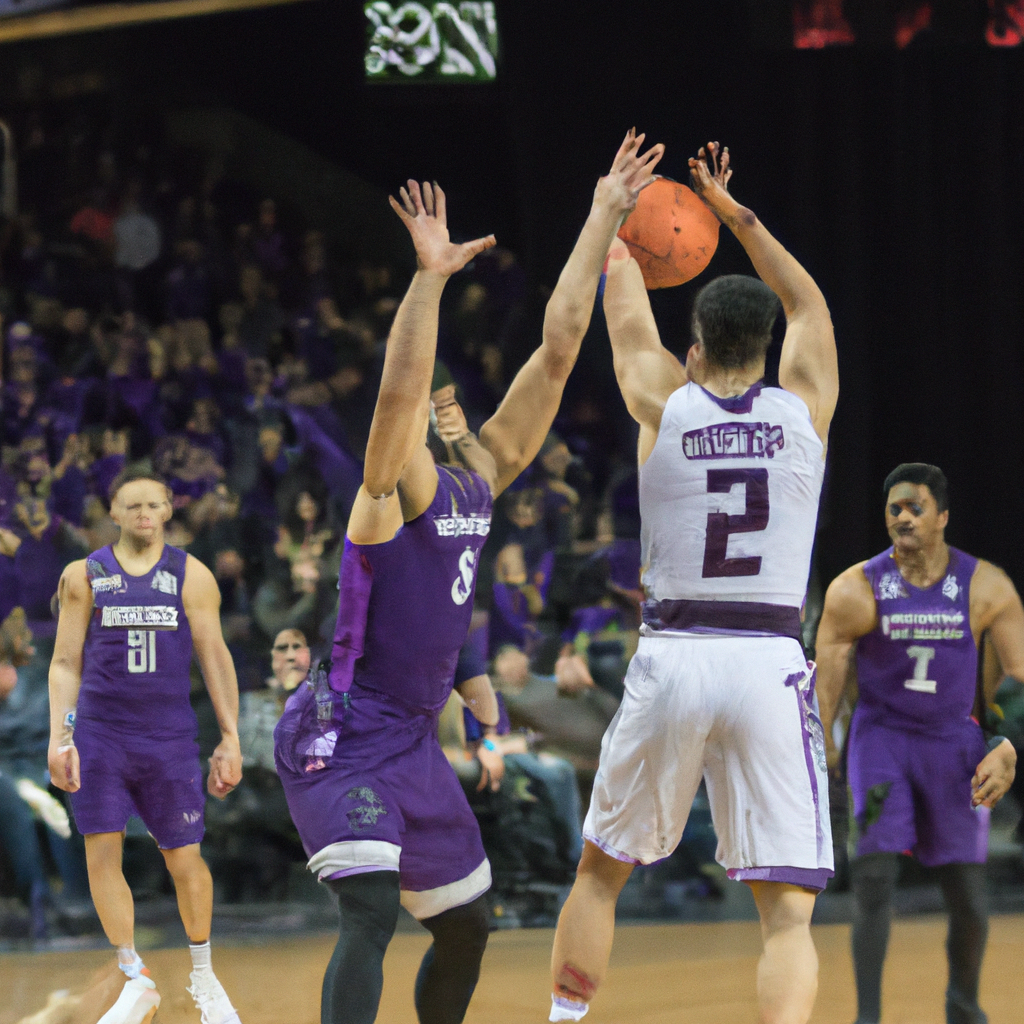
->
xmin=642 ymin=598 xmax=802 ymax=641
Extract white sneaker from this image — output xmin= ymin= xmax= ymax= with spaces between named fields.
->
xmin=187 ymin=967 xmax=242 ymax=1024
xmin=97 ymin=975 xmax=161 ymax=1024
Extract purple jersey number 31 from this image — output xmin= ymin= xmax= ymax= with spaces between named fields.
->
xmin=702 ymin=468 xmax=769 ymax=578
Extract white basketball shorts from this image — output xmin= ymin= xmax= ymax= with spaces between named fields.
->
xmin=583 ymin=631 xmax=834 ymax=890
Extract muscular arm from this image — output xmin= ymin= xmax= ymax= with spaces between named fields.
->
xmin=814 ymin=563 xmax=876 ymax=766
xmin=481 ymin=130 xmax=664 ymax=494
xmin=690 ymin=145 xmax=837 ymax=444
xmin=968 ymin=559 xmax=1022 ymax=807
xmin=349 ymin=181 xmax=495 ymax=541
xmin=183 ymin=554 xmax=242 ymax=799
xmin=47 ymin=560 xmax=93 ymax=792
xmin=603 ymin=243 xmax=688 ymax=464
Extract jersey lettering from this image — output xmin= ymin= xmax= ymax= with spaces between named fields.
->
xmin=702 ymin=468 xmax=770 ymax=578
xmin=127 ymin=630 xmax=157 ymax=674
xmin=451 ymin=548 xmax=477 ymax=605
xmin=903 ymin=644 xmax=937 ymax=693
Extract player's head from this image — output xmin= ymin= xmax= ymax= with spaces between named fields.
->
xmin=883 ymin=463 xmax=949 ymax=552
xmin=108 ymin=467 xmax=173 ymax=541
xmin=271 ymin=628 xmax=310 ymax=690
xmin=691 ymin=275 xmax=781 ymax=371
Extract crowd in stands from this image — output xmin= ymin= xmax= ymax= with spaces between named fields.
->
xmin=0 ymin=96 xmax=669 ymax=938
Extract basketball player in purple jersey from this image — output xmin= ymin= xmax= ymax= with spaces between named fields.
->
xmin=816 ymin=463 xmax=1021 ymax=1024
xmin=273 ymin=129 xmax=664 ymax=1024
xmin=548 ymin=142 xmax=838 ymax=1024
xmin=47 ymin=468 xmax=244 ymax=1024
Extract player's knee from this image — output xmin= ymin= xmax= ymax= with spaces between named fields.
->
xmin=576 ymin=841 xmax=634 ymax=898
xmin=421 ymin=895 xmax=490 ymax=961
xmin=327 ymin=870 xmax=401 ymax=950
xmin=851 ymin=853 xmax=899 ymax=911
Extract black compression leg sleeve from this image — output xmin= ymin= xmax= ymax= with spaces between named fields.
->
xmin=322 ymin=871 xmax=401 ymax=1024
xmin=936 ymin=862 xmax=989 ymax=1024
xmin=414 ymin=895 xmax=490 ymax=1024
xmin=851 ymin=853 xmax=900 ymax=1024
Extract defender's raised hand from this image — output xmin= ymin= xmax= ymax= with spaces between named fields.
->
xmin=389 ymin=180 xmax=495 ymax=277
xmin=595 ymin=128 xmax=665 ymax=216
xmin=688 ymin=141 xmax=736 ymax=219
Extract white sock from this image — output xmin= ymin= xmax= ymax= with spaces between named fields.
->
xmin=189 ymin=940 xmax=212 ymax=971
xmin=117 ymin=947 xmax=145 ymax=979
xmin=550 ymin=995 xmax=589 ymax=1021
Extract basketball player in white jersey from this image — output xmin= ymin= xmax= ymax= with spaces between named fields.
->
xmin=548 ymin=143 xmax=838 ymax=1024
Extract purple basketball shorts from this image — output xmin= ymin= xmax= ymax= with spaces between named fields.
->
xmin=847 ymin=714 xmax=989 ymax=866
xmin=276 ymin=688 xmax=488 ymax=918
xmin=69 ymin=721 xmax=205 ymax=850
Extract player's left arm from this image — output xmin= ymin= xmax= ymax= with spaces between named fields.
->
xmin=968 ymin=559 xmax=1022 ymax=807
xmin=690 ymin=142 xmax=837 ymax=445
xmin=183 ymin=554 xmax=242 ymax=799
xmin=479 ymin=129 xmax=664 ymax=495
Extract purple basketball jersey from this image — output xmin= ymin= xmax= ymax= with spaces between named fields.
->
xmin=78 ymin=545 xmax=196 ymax=739
xmin=330 ymin=466 xmax=492 ymax=713
xmin=854 ymin=546 xmax=979 ymax=736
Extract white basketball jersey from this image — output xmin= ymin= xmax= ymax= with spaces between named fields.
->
xmin=640 ymin=382 xmax=824 ymax=607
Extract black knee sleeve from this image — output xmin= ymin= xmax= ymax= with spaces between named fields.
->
xmin=851 ymin=853 xmax=900 ymax=1024
xmin=937 ymin=863 xmax=989 ymax=1024
xmin=321 ymin=871 xmax=401 ymax=1024
xmin=414 ymin=895 xmax=490 ymax=1024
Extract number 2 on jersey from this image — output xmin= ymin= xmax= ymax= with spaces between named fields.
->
xmin=127 ymin=630 xmax=157 ymax=673
xmin=702 ymin=468 xmax=770 ymax=578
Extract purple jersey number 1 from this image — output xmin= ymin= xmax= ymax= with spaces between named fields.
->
xmin=702 ymin=468 xmax=770 ymax=578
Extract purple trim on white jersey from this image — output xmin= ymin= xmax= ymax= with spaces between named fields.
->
xmin=699 ymin=381 xmax=764 ymax=414
xmin=785 ymin=666 xmax=828 ymax=860
xmin=727 ymin=865 xmax=831 ymax=891
xmin=643 ymin=598 xmax=802 ymax=640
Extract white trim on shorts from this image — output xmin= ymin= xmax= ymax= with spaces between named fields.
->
xmin=400 ymin=857 xmax=492 ymax=921
xmin=307 ymin=840 xmax=401 ymax=880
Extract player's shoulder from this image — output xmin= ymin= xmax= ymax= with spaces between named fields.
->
xmin=181 ymin=552 xmax=218 ymax=592
xmin=825 ymin=561 xmax=876 ymax=608
xmin=57 ymin=559 xmax=93 ymax=606
xmin=970 ymin=557 xmax=1019 ymax=602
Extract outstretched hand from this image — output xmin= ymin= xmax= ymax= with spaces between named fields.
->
xmin=688 ymin=141 xmax=736 ymax=218
xmin=595 ymin=128 xmax=665 ymax=216
xmin=389 ymin=180 xmax=496 ymax=277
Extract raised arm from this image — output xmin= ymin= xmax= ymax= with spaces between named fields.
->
xmin=47 ymin=560 xmax=93 ymax=793
xmin=348 ymin=181 xmax=495 ymax=542
xmin=689 ymin=143 xmax=837 ymax=444
xmin=183 ymin=554 xmax=242 ymax=799
xmin=814 ymin=563 xmax=876 ymax=768
xmin=480 ymin=130 xmax=664 ymax=494
xmin=603 ymin=240 xmax=688 ymax=464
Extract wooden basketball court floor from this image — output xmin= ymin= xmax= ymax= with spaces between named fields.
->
xmin=3 ymin=916 xmax=1022 ymax=1023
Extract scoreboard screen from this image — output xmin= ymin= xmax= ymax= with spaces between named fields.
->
xmin=364 ymin=2 xmax=498 ymax=82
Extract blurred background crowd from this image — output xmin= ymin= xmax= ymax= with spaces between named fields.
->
xmin=0 ymin=92 xmax=718 ymax=940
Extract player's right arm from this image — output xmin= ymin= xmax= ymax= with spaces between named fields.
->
xmin=689 ymin=143 xmax=837 ymax=446
xmin=603 ymin=240 xmax=688 ymax=466
xmin=47 ymin=559 xmax=93 ymax=793
xmin=814 ymin=562 xmax=876 ymax=768
xmin=347 ymin=181 xmax=495 ymax=545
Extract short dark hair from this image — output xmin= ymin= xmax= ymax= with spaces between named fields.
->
xmin=692 ymin=274 xmax=781 ymax=370
xmin=108 ymin=466 xmax=171 ymax=503
xmin=883 ymin=463 xmax=949 ymax=512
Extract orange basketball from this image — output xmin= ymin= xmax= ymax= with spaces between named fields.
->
xmin=617 ymin=176 xmax=720 ymax=289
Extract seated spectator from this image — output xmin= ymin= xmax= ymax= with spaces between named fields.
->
xmin=491 ymin=644 xmax=619 ymax=780
xmin=204 ymin=628 xmax=307 ymax=901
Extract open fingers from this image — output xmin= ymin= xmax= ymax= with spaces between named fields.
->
xmin=388 ymin=194 xmax=412 ymax=223
xmin=398 ymin=185 xmax=416 ymax=218
xmin=422 ymin=180 xmax=435 ymax=217
xmin=408 ymin=179 xmax=427 ymax=216
xmin=461 ymin=234 xmax=497 ymax=260
xmin=609 ymin=127 xmax=638 ymax=173
xmin=433 ymin=182 xmax=447 ymax=225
